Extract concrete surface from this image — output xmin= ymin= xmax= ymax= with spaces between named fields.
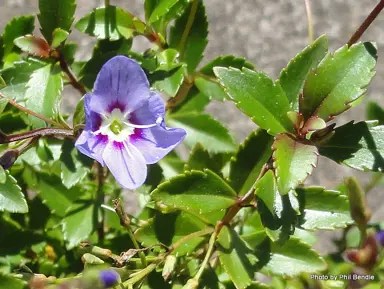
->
xmin=1 ymin=0 xmax=384 ymax=253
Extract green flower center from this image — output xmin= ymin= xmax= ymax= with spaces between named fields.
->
xmin=110 ymin=120 xmax=123 ymax=135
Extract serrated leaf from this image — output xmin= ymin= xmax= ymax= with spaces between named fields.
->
xmin=79 ymin=52 xmax=117 ymax=89
xmin=367 ymin=102 xmax=384 ymax=125
xmin=60 ymin=139 xmax=92 ymax=189
xmin=172 ymin=86 xmax=210 ymax=113
xmin=318 ymin=121 xmax=384 ymax=172
xmin=185 ymin=143 xmax=230 ymax=175
xmin=194 ymin=76 xmax=227 ymax=101
xmin=151 ymin=170 xmax=236 ymax=224
xmin=34 ymin=174 xmax=81 ymax=217
xmin=218 ymin=226 xmax=258 ymax=289
xmin=0 ymin=172 xmax=27 ymax=213
xmin=158 ymin=151 xmax=185 ymax=179
xmin=2 ymin=15 xmax=35 ymax=57
xmin=51 ymin=28 xmax=70 ymax=48
xmin=279 ymin=35 xmax=328 ymax=111
xmin=169 ymin=0 xmax=208 ymax=73
xmin=0 ymin=273 xmax=25 ymax=289
xmin=0 ymin=167 xmax=5 ymax=184
xmin=38 ymin=0 xmax=76 ymax=43
xmin=0 ymin=59 xmax=45 ymax=102
xmin=255 ymin=170 xmax=277 ymax=216
xmin=14 ymin=36 xmax=50 ymax=58
xmin=229 ymin=129 xmax=273 ymax=195
xmin=263 ymin=237 xmax=326 ymax=276
xmin=135 ymin=211 xmax=207 ymax=256
xmin=60 ymin=42 xmax=77 ymax=65
xmin=296 ymin=187 xmax=353 ymax=230
xmin=214 ymin=67 xmax=293 ymax=135
xmin=152 ymin=65 xmax=185 ymax=97
xmin=75 ymin=6 xmax=138 ymax=40
xmin=167 ymin=112 xmax=236 ymax=153
xmin=93 ymin=38 xmax=132 ymax=57
xmin=301 ymin=42 xmax=377 ymax=121
xmin=73 ymin=97 xmax=85 ymax=128
xmin=24 ymin=63 xmax=63 ymax=127
xmin=62 ymin=203 xmax=94 ymax=249
xmin=272 ymin=134 xmax=318 ymax=195
xmin=147 ymin=0 xmax=180 ymax=23
xmin=200 ymin=55 xmax=254 ymax=76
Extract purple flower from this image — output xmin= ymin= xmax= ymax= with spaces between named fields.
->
xmin=99 ymin=270 xmax=119 ymax=288
xmin=376 ymin=230 xmax=384 ymax=246
xmin=75 ymin=56 xmax=186 ymax=189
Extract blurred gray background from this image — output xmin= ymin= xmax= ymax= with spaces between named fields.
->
xmin=1 ymin=0 xmax=383 ymax=253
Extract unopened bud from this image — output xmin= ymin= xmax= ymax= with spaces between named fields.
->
xmin=181 ymin=279 xmax=199 ymax=289
xmin=345 ymin=177 xmax=372 ymax=227
xmin=0 ymin=149 xmax=19 ymax=169
xmin=376 ymin=230 xmax=384 ymax=247
xmin=162 ymin=255 xmax=177 ymax=281
xmin=346 ymin=234 xmax=378 ymax=270
xmin=99 ymin=270 xmax=120 ymax=288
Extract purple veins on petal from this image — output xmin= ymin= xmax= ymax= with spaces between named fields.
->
xmin=74 ymin=55 xmax=186 ymax=190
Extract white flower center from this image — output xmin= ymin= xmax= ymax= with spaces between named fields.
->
xmin=93 ymin=108 xmax=162 ymax=142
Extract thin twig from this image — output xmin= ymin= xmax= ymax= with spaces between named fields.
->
xmin=0 ymin=92 xmax=65 ymax=128
xmin=178 ymin=0 xmax=199 ymax=59
xmin=347 ymin=0 xmax=384 ymax=46
xmin=113 ymin=199 xmax=148 ymax=268
xmin=304 ymin=0 xmax=314 ymax=43
xmin=96 ymin=164 xmax=105 ymax=243
xmin=56 ymin=51 xmax=87 ymax=95
xmin=0 ymin=128 xmax=74 ymax=144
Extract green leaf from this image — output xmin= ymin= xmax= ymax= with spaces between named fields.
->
xmin=0 ymin=273 xmax=25 ymax=289
xmin=194 ymin=76 xmax=227 ymax=101
xmin=79 ymin=52 xmax=117 ymax=89
xmin=214 ymin=67 xmax=293 ymax=135
xmin=296 ymin=187 xmax=353 ymax=230
xmin=73 ymin=97 xmax=85 ymax=128
xmin=93 ymin=38 xmax=132 ymax=57
xmin=301 ymin=42 xmax=377 ymax=121
xmin=75 ymin=6 xmax=138 ymax=40
xmin=38 ymin=0 xmax=76 ymax=43
xmin=318 ymin=121 xmax=384 ymax=172
xmin=201 ymin=55 xmax=254 ymax=76
xmin=167 ymin=112 xmax=236 ymax=153
xmin=60 ymin=139 xmax=92 ymax=189
xmin=135 ymin=211 xmax=207 ymax=256
xmin=2 ymin=15 xmax=35 ymax=57
xmin=218 ymin=226 xmax=258 ymax=289
xmin=171 ymin=86 xmax=210 ymax=113
xmin=169 ymin=0 xmax=208 ymax=73
xmin=255 ymin=171 xmax=277 ymax=216
xmin=60 ymin=42 xmax=78 ymax=65
xmin=25 ymin=63 xmax=63 ymax=127
xmin=0 ymin=172 xmax=28 ymax=213
xmin=151 ymin=169 xmax=236 ymax=224
xmin=272 ymin=134 xmax=318 ymax=195
xmin=0 ymin=167 xmax=5 ymax=184
xmin=279 ymin=35 xmax=328 ymax=111
xmin=367 ymin=102 xmax=384 ymax=125
xmin=62 ymin=203 xmax=94 ymax=249
xmin=152 ymin=66 xmax=185 ymax=97
xmin=0 ymin=59 xmax=45 ymax=102
xmin=229 ymin=130 xmax=273 ymax=195
xmin=51 ymin=28 xmax=70 ymax=48
xmin=263 ymin=237 xmax=326 ymax=276
xmin=158 ymin=152 xmax=185 ymax=179
xmin=14 ymin=36 xmax=50 ymax=58
xmin=147 ymin=0 xmax=180 ymax=23
xmin=34 ymin=174 xmax=81 ymax=217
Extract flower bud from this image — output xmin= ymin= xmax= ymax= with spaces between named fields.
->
xmin=162 ymin=255 xmax=177 ymax=281
xmin=376 ymin=230 xmax=384 ymax=246
xmin=181 ymin=279 xmax=199 ymax=289
xmin=0 ymin=149 xmax=19 ymax=169
xmin=346 ymin=234 xmax=378 ymax=270
xmin=99 ymin=270 xmax=120 ymax=288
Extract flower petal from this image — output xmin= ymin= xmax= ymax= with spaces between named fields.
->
xmin=75 ymin=131 xmax=108 ymax=165
xmin=102 ymin=140 xmax=147 ymax=189
xmin=89 ymin=56 xmax=150 ymax=114
xmin=84 ymin=93 xmax=102 ymax=132
xmin=130 ymin=92 xmax=165 ymax=125
xmin=131 ymin=126 xmax=186 ymax=164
